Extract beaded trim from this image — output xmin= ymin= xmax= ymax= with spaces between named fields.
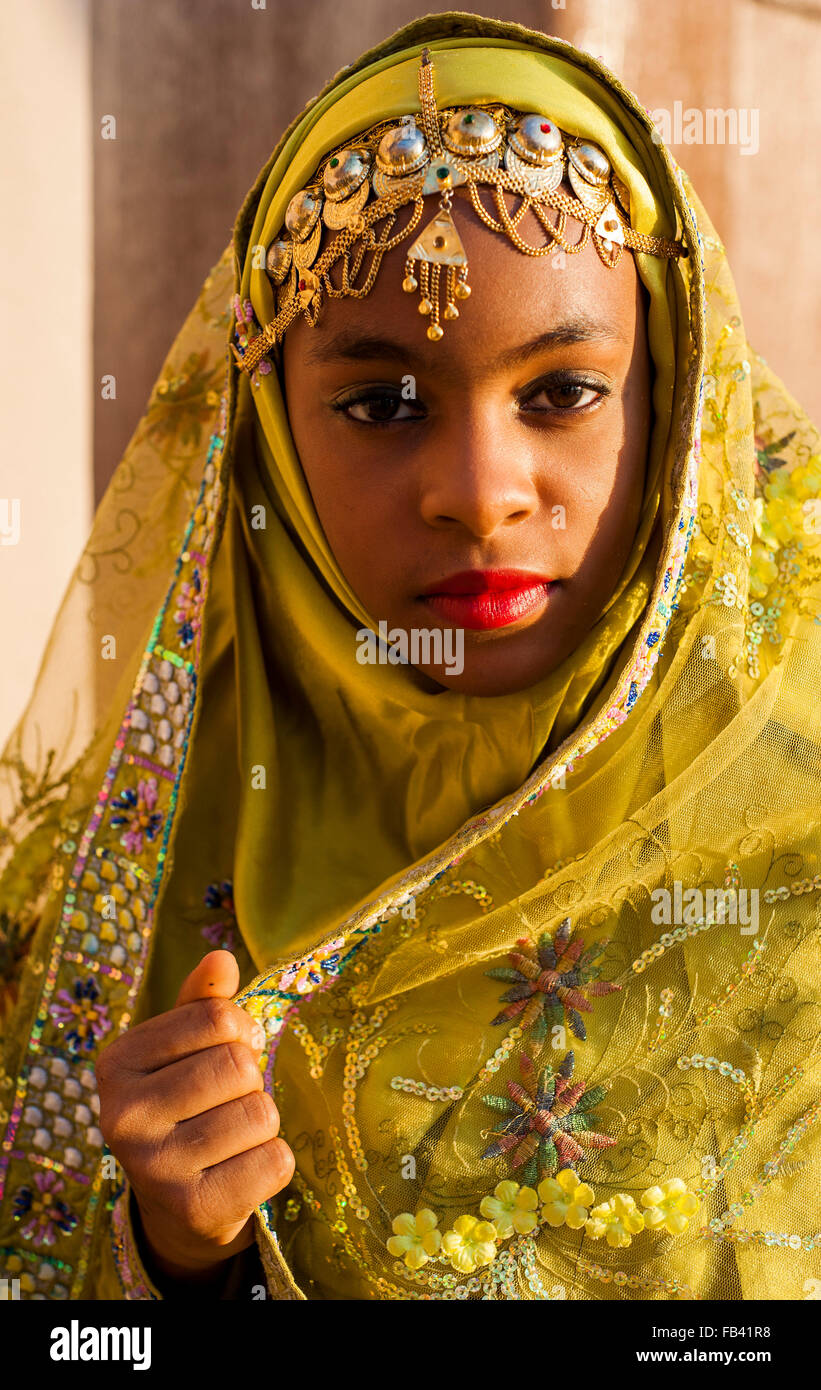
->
xmin=763 ymin=875 xmax=821 ymax=904
xmin=702 ymin=1226 xmax=821 ymax=1251
xmin=255 ymin=1203 xmax=307 ymax=1301
xmin=693 ymin=1067 xmax=806 ymax=1206
xmin=0 ymin=374 xmax=230 ymax=1298
xmin=702 ymin=1094 xmax=821 ymax=1235
xmin=389 ymin=1076 xmax=464 ymax=1101
xmin=647 ymin=988 xmax=674 ymax=1053
xmin=110 ymin=1186 xmax=161 ymax=1300
xmin=576 ymin=1257 xmax=699 ymax=1300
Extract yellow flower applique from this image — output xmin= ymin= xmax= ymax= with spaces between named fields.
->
xmin=480 ymin=1180 xmax=539 ymax=1238
xmin=640 ymin=1178 xmax=701 ymax=1235
xmin=538 ymin=1168 xmax=595 ymax=1229
xmin=442 ymin=1214 xmax=498 ymax=1273
xmin=749 ymin=449 xmax=821 ymax=597
xmin=386 ymin=1209 xmax=442 ymax=1269
xmin=585 ymin=1193 xmax=645 ymax=1248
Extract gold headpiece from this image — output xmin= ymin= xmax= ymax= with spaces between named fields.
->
xmin=234 ymin=49 xmax=686 ymax=381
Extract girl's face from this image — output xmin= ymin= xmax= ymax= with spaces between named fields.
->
xmin=283 ymin=192 xmax=652 ymax=696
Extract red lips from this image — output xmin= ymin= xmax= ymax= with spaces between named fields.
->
xmin=420 ymin=570 xmax=555 ymax=630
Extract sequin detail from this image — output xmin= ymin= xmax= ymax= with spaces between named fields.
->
xmin=12 ymin=1172 xmax=78 ymax=1244
xmin=48 ymin=978 xmax=112 ymax=1056
xmin=109 ymin=778 xmax=163 ymax=856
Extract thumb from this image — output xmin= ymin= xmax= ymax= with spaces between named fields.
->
xmin=174 ymin=949 xmax=240 ymax=1008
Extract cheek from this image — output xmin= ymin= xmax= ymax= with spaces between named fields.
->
xmin=545 ymin=406 xmax=646 ymax=552
xmin=289 ymin=424 xmax=411 ymax=595
xmin=285 ymin=383 xmax=366 ymax=526
xmin=286 ymin=383 xmax=415 ymax=537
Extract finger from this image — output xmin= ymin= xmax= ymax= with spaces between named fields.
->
xmin=137 ymin=1038 xmax=265 ymax=1126
xmin=175 ymin=950 xmax=239 ymax=1008
xmin=173 ymin=1091 xmax=281 ymax=1173
xmin=197 ymin=1137 xmax=296 ymax=1228
xmin=107 ymin=995 xmax=265 ymax=1077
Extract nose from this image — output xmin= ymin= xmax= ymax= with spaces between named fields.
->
xmin=418 ymin=405 xmax=540 ymax=539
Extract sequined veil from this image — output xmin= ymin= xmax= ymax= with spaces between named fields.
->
xmin=1 ymin=13 xmax=820 ymax=1301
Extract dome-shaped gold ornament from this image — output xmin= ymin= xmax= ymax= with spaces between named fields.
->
xmin=285 ymin=189 xmax=323 ymax=241
xmin=504 ymin=114 xmax=565 ymax=193
xmin=567 ymin=141 xmax=612 ymax=212
xmin=442 ymin=107 xmax=503 ymax=161
xmin=265 ymin=238 xmax=292 ymax=286
xmin=372 ymin=117 xmax=429 ymax=196
xmin=322 ymin=147 xmax=373 ymax=230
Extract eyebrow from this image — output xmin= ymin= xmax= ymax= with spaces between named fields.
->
xmin=305 ymin=315 xmax=627 ymax=369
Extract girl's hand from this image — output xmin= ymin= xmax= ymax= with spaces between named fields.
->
xmin=97 ymin=950 xmax=292 ymax=1281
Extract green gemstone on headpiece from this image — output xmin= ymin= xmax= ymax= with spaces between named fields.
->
xmin=464 ymin=113 xmax=474 ymax=123
xmin=437 ymin=166 xmax=449 ymax=179
xmin=330 ymin=157 xmax=339 ymax=167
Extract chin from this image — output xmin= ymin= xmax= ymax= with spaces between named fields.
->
xmin=418 ymin=653 xmax=560 ymax=697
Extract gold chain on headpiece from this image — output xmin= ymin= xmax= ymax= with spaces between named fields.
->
xmin=417 ymin=47 xmax=444 ymax=156
xmin=234 ymin=49 xmax=686 ymax=380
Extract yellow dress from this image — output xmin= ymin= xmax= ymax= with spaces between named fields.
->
xmin=1 ymin=13 xmax=820 ymax=1301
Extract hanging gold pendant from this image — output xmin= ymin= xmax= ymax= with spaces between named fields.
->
xmin=593 ymin=202 xmax=625 ymax=267
xmin=279 ymin=265 xmax=319 ymax=317
xmin=594 ymin=202 xmax=625 ymax=245
xmin=404 ymin=208 xmax=470 ymax=341
xmin=407 ymin=207 xmax=468 ymax=267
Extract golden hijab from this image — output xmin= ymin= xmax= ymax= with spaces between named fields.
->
xmin=225 ymin=27 xmax=686 ymax=957
xmin=1 ymin=14 xmax=820 ymax=1302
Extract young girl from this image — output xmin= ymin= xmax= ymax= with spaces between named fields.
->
xmin=1 ymin=13 xmax=819 ymax=1302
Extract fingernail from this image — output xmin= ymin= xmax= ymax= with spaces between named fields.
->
xmin=251 ymin=1024 xmax=266 ymax=1051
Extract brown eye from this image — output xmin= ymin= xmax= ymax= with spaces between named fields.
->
xmin=355 ymin=395 xmax=405 ymax=422
xmin=332 ymin=389 xmax=423 ymax=424
xmin=521 ymin=379 xmax=606 ymax=413
xmin=546 ymin=383 xmax=588 ymax=408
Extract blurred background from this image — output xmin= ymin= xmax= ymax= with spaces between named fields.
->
xmin=2 ymin=0 xmax=821 ymax=748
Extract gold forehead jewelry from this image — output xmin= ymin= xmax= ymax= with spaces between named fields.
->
xmin=234 ymin=49 xmax=686 ymax=381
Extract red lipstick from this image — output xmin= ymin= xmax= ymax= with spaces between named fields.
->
xmin=420 ymin=570 xmax=555 ymax=631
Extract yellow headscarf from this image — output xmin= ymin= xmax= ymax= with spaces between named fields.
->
xmin=223 ymin=27 xmax=692 ymax=961
xmin=1 ymin=12 xmax=819 ymax=1303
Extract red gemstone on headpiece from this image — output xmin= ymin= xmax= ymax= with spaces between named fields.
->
xmin=541 ymin=122 xmax=551 ymax=133
xmin=299 ymin=279 xmax=306 ymax=290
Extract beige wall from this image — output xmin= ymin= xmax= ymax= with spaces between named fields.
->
xmin=0 ymin=1 xmax=93 ymax=750
xmin=552 ymin=0 xmax=821 ymax=419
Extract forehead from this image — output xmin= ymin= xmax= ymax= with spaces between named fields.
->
xmin=286 ymin=187 xmax=643 ymax=375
